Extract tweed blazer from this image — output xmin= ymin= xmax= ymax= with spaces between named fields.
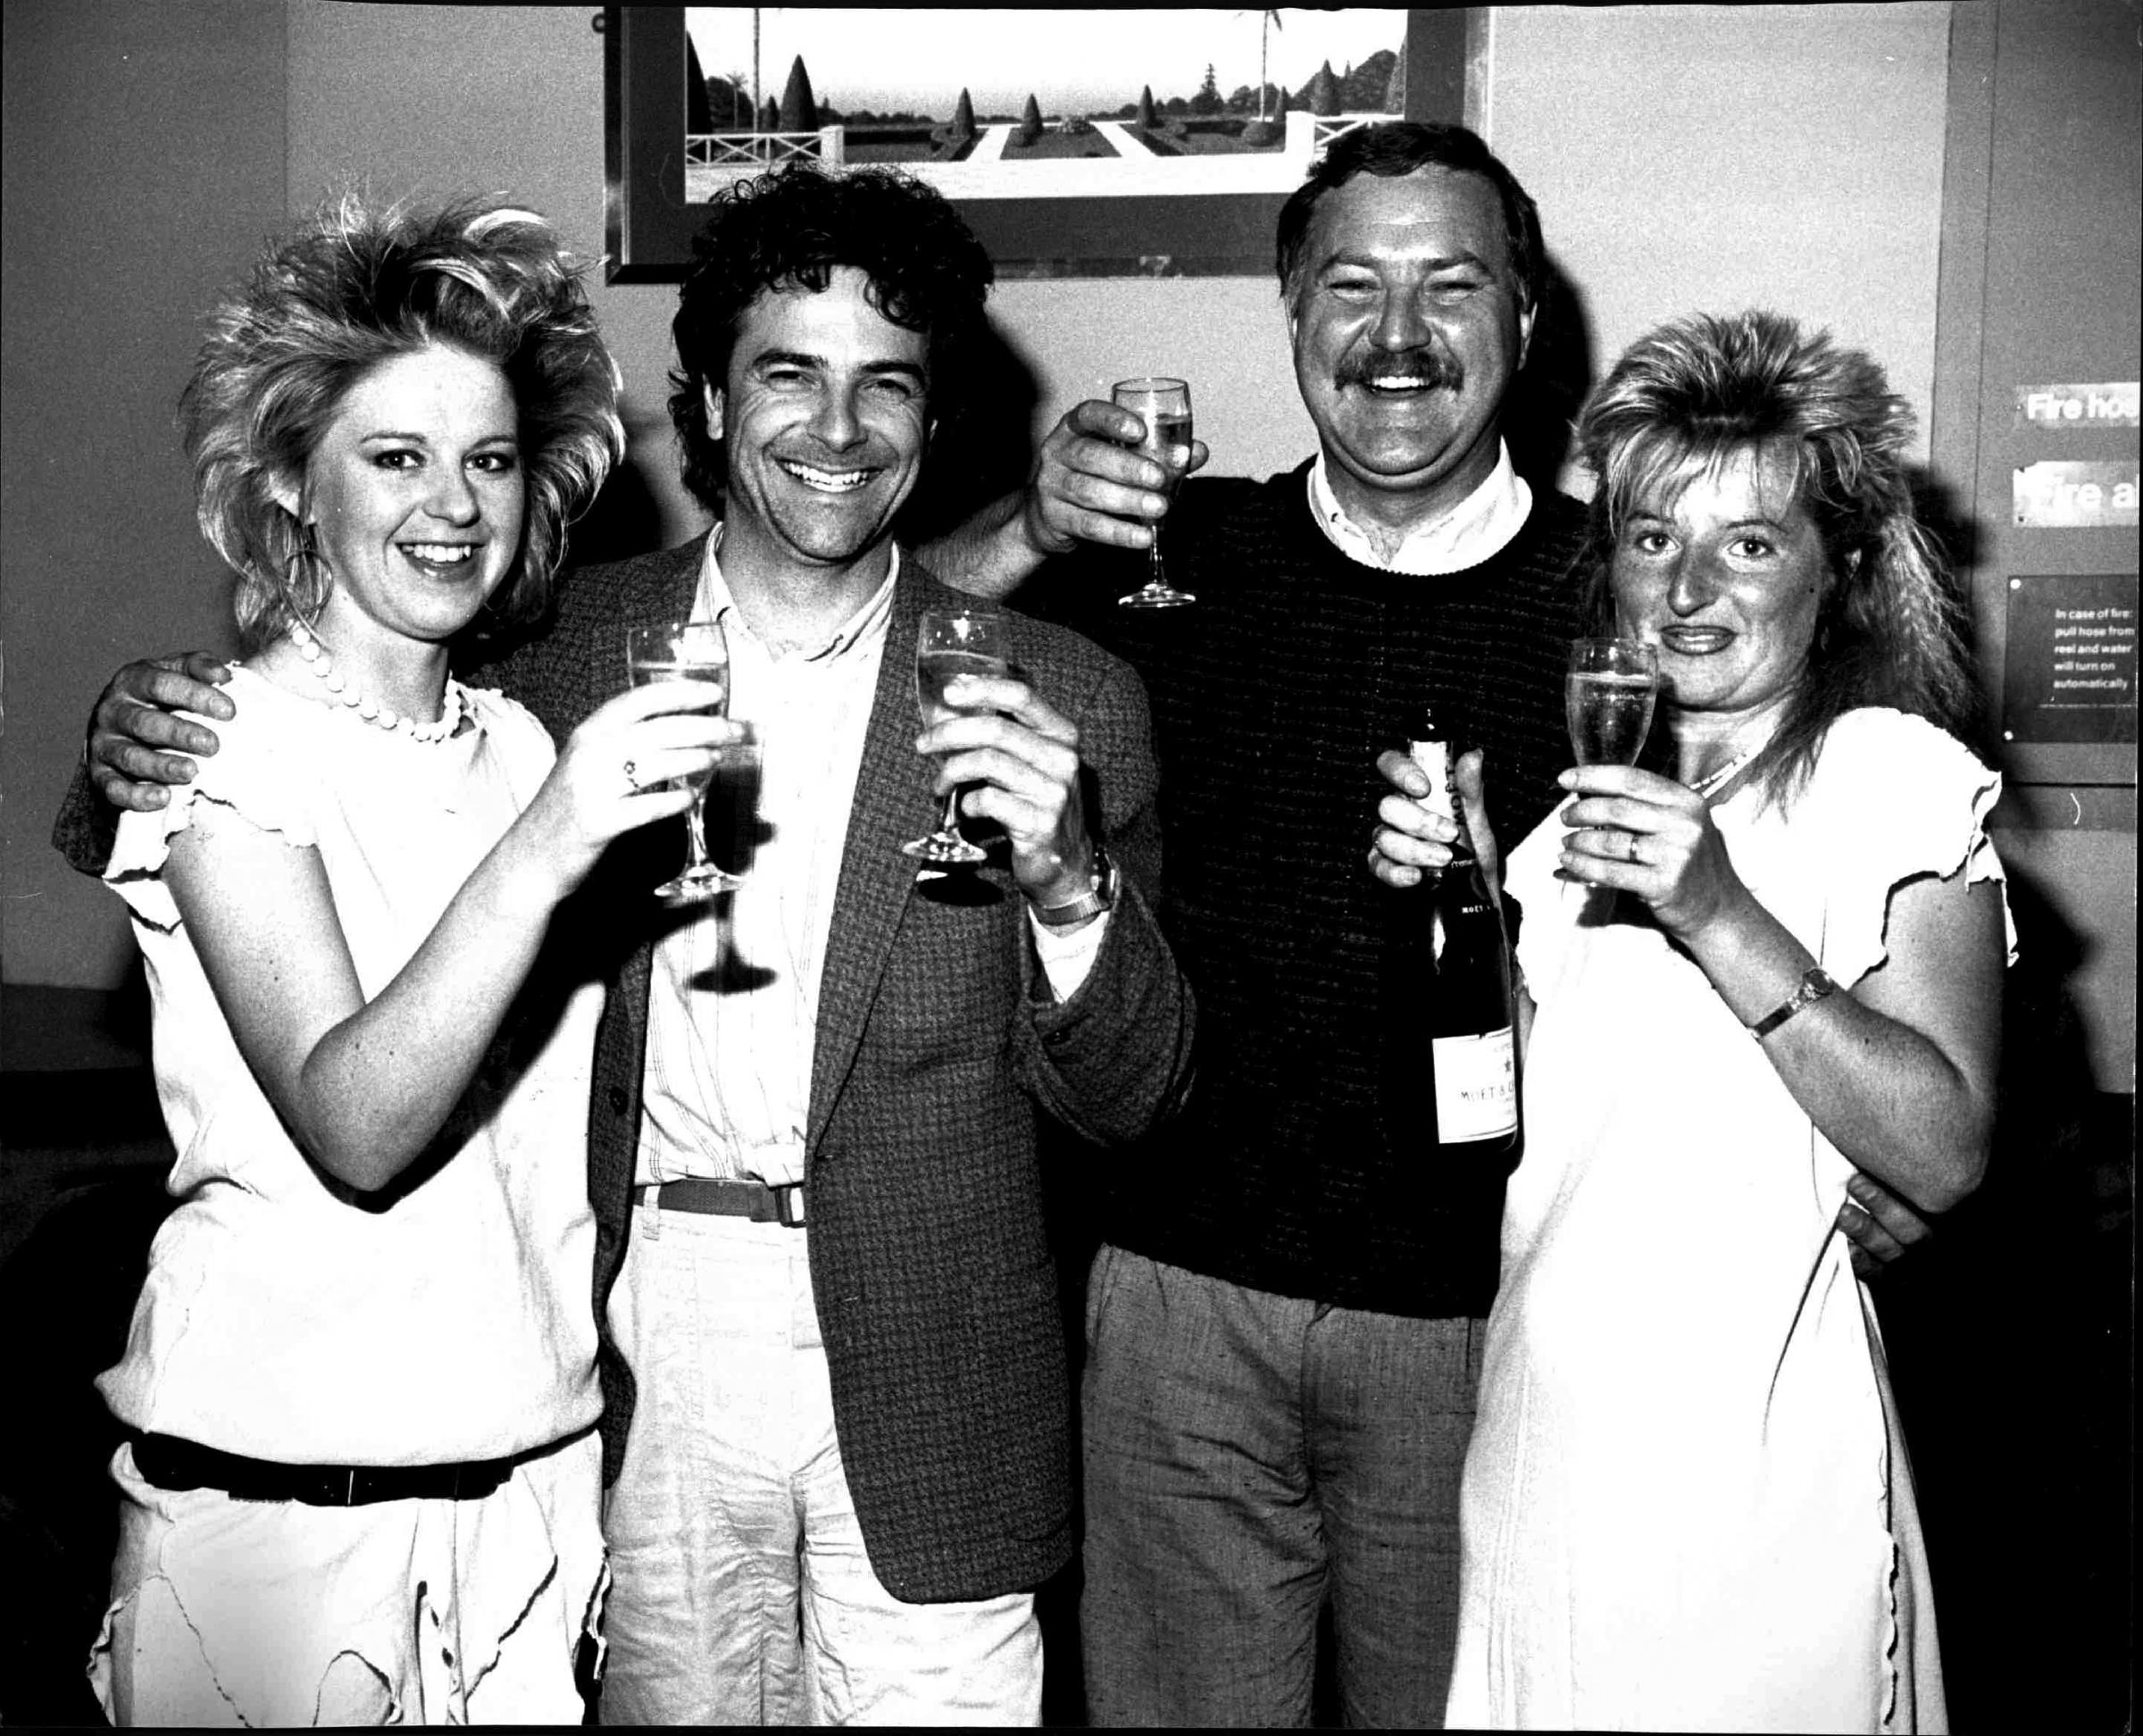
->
xmin=478 ymin=535 xmax=1195 ymax=1604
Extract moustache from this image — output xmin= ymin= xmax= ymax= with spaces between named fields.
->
xmin=1337 ymin=347 xmax=1464 ymax=392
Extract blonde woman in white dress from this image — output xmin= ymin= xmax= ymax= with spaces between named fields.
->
xmin=86 ymin=198 xmax=729 ymax=1725
xmin=1379 ymin=311 xmax=2009 ymax=1732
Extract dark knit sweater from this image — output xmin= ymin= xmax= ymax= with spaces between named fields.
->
xmin=1025 ymin=461 xmax=1587 ymax=1318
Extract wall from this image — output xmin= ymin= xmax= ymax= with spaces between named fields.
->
xmin=0 ymin=1 xmax=2079 ymax=1017
xmin=1 ymin=0 xmax=288 ymax=994
xmin=1930 ymin=1 xmax=2138 ymax=1095
xmin=283 ymin=6 xmax=1317 ymax=528
xmin=1480 ymin=3 xmax=1954 ymax=485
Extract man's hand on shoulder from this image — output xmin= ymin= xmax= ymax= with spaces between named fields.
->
xmin=91 ymin=652 xmax=235 ymax=812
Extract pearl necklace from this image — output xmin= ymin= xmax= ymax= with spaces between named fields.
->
xmin=288 ymin=620 xmax=465 ymax=743
xmin=1689 ymin=742 xmax=1764 ymax=800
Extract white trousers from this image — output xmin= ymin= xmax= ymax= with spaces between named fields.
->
xmin=90 ymin=1428 xmax=605 ymax=1726
xmin=600 ymin=1202 xmax=1042 ymax=1725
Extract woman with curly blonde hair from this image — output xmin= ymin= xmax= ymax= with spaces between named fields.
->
xmin=88 ymin=196 xmax=727 ymax=1726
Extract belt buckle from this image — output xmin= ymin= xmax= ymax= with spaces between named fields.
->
xmin=772 ymin=1182 xmax=805 ymax=1228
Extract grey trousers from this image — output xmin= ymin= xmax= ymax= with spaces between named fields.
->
xmin=1080 ymin=1246 xmax=1483 ymax=1728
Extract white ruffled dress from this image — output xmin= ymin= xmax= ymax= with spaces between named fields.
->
xmin=1447 ymin=708 xmax=2014 ymax=1734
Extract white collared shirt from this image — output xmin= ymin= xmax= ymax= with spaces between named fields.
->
xmin=1306 ymin=439 xmax=1534 ymax=574
xmin=635 ymin=533 xmax=1105 ymax=1191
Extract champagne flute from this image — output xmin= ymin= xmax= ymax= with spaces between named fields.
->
xmin=902 ymin=607 xmax=1012 ymax=865
xmin=625 ymin=619 xmax=739 ymax=900
xmin=1565 ymin=638 xmax=1659 ymax=768
xmin=1113 ymin=376 xmax=1197 ymax=609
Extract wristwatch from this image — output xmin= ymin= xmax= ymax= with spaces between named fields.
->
xmin=1749 ymin=966 xmax=1838 ymax=1039
xmin=1033 ymin=844 xmax=1118 ymax=928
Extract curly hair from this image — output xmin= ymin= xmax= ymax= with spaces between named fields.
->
xmin=1274 ymin=121 xmax=1545 ymax=321
xmin=182 ymin=195 xmax=623 ymax=651
xmin=667 ymin=164 xmax=995 ymax=513
xmin=1576 ymin=310 xmax=1979 ymax=805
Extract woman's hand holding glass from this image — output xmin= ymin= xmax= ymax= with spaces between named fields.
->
xmin=625 ymin=620 xmax=749 ymax=899
xmin=1555 ymin=764 xmax=1753 ymax=940
xmin=521 ymin=679 xmax=735 ymax=898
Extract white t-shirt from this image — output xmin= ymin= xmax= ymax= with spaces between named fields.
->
xmin=101 ymin=666 xmax=603 ymax=1465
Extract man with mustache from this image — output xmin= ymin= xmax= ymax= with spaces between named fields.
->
xmin=60 ymin=165 xmax=1195 ymax=1724
xmin=926 ymin=121 xmax=1924 ymax=1727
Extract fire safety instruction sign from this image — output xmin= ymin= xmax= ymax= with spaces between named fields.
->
xmin=2002 ymin=573 xmax=2139 ymax=743
xmin=2014 ymin=382 xmax=2140 ymax=429
xmin=2012 ymin=462 xmax=2139 ymax=527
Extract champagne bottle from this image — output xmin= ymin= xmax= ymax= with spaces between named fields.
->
xmin=1387 ymin=707 xmax=1519 ymax=1156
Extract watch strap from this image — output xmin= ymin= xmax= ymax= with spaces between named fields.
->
xmin=1033 ymin=847 xmax=1117 ymax=928
xmin=1750 ymin=966 xmax=1837 ymax=1039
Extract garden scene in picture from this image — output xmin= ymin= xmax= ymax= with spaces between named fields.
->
xmin=684 ymin=7 xmax=1407 ymax=201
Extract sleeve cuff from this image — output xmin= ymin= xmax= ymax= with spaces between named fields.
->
xmin=1028 ymin=906 xmax=1111 ymax=1003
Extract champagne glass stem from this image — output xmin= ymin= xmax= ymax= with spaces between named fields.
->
xmin=683 ymin=794 xmax=712 ymax=872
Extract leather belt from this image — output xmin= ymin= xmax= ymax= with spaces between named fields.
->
xmin=635 ymin=1176 xmax=806 ymax=1228
xmin=131 ymin=1431 xmax=522 ymax=1507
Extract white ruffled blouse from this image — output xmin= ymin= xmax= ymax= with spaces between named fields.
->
xmin=101 ymin=666 xmax=604 ymax=1465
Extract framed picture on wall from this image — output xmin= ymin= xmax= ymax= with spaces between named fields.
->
xmin=605 ymin=7 xmax=1459 ymax=281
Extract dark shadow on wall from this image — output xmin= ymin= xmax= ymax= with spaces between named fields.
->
xmin=1506 ymin=254 xmax=1593 ymax=500
xmin=0 ymin=1171 xmax=172 ymax=1726
xmin=1875 ymin=462 xmax=2130 ymax=1732
xmin=566 ymin=447 xmax=670 ymax=572
xmin=898 ymin=313 xmax=1045 ymax=552
xmin=1907 ymin=468 xmax=1998 ymax=756
xmin=0 ymin=975 xmax=174 ymax=1727
xmin=1873 ymin=861 xmax=2134 ymax=1733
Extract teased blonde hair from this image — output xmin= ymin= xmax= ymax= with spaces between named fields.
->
xmin=1577 ymin=310 xmax=1978 ymax=805
xmin=183 ymin=195 xmax=624 ymax=650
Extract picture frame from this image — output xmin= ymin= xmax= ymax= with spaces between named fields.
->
xmin=604 ymin=7 xmax=1462 ymax=282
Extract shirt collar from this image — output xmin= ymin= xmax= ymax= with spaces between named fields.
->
xmin=1306 ymin=441 xmax=1532 ymax=575
xmin=694 ymin=525 xmax=899 ymax=662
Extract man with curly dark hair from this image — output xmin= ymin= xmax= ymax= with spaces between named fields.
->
xmin=664 ymin=166 xmax=995 ymax=522
xmin=63 ymin=164 xmax=1195 ymax=1724
xmin=554 ymin=162 xmax=1192 ymax=1727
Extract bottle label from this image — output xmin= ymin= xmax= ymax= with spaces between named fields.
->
xmin=1408 ymin=739 xmax=1455 ymax=823
xmin=1432 ymin=1027 xmax=1518 ymax=1143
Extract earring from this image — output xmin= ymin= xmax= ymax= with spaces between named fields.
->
xmin=285 ymin=522 xmax=330 ymax=626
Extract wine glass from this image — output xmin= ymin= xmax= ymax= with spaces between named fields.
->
xmin=625 ymin=619 xmax=740 ymax=900
xmin=902 ymin=608 xmax=1013 ymax=865
xmin=1565 ymin=638 xmax=1659 ymax=767
xmin=1113 ymin=377 xmax=1197 ymax=609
